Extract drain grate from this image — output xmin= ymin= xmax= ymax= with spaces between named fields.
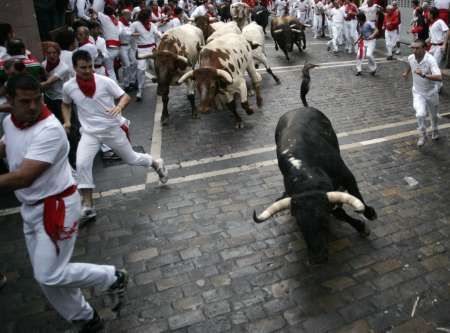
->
xmin=102 ymin=146 xmax=146 ymax=168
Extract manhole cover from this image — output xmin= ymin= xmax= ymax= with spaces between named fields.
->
xmin=102 ymin=145 xmax=146 ymax=168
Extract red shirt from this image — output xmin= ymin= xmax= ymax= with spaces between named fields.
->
xmin=384 ymin=11 xmax=400 ymax=30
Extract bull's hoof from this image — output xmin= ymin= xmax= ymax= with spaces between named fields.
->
xmin=245 ymin=107 xmax=255 ymax=115
xmin=303 ymin=45 xmax=306 ymax=50
xmin=256 ymin=97 xmax=263 ymax=108
xmin=359 ymin=224 xmax=371 ymax=238
xmin=275 ymin=78 xmax=281 ymax=85
xmin=364 ymin=206 xmax=377 ymax=220
xmin=235 ymin=121 xmax=245 ymax=129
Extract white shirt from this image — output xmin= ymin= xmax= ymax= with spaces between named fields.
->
xmin=119 ymin=21 xmax=133 ymax=44
xmin=0 ymin=46 xmax=7 ymax=60
xmin=408 ymin=52 xmax=441 ymax=96
xmin=434 ymin=0 xmax=450 ymax=9
xmin=130 ymin=21 xmax=159 ymax=47
xmin=191 ymin=4 xmax=207 ymax=18
xmin=359 ymin=4 xmax=380 ymax=22
xmin=78 ymin=42 xmax=99 ymax=62
xmin=275 ymin=0 xmax=288 ymax=16
xmin=63 ymin=74 xmax=125 ymax=133
xmin=314 ymin=1 xmax=324 ymax=15
xmin=330 ymin=6 xmax=345 ymax=23
xmin=42 ymin=60 xmax=71 ymax=100
xmin=76 ymin=0 xmax=93 ymax=20
xmin=94 ymin=36 xmax=109 ymax=62
xmin=97 ymin=12 xmax=121 ymax=43
xmin=60 ymin=50 xmax=75 ymax=77
xmin=1 ymin=114 xmax=74 ymax=204
xmin=429 ymin=19 xmax=449 ymax=44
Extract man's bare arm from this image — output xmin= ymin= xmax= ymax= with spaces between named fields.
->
xmin=61 ymin=102 xmax=72 ymax=133
xmin=0 ymin=159 xmax=50 ymax=192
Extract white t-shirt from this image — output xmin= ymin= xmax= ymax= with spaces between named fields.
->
xmin=130 ymin=21 xmax=159 ymax=47
xmin=408 ymin=52 xmax=441 ymax=96
xmin=359 ymin=4 xmax=380 ymax=22
xmin=275 ymin=0 xmax=288 ymax=16
xmin=76 ymin=0 xmax=92 ymax=20
xmin=62 ymin=74 xmax=125 ymax=133
xmin=429 ymin=19 xmax=449 ymax=44
xmin=1 ymin=114 xmax=74 ymax=204
xmin=78 ymin=42 xmax=99 ymax=63
xmin=0 ymin=46 xmax=7 ymax=60
xmin=434 ymin=0 xmax=450 ymax=9
xmin=97 ymin=12 xmax=121 ymax=43
xmin=60 ymin=50 xmax=75 ymax=77
xmin=168 ymin=17 xmax=182 ymax=30
xmin=42 ymin=60 xmax=71 ymax=100
xmin=314 ymin=1 xmax=324 ymax=15
xmin=191 ymin=5 xmax=207 ymax=18
xmin=330 ymin=6 xmax=345 ymax=23
xmin=119 ymin=21 xmax=132 ymax=44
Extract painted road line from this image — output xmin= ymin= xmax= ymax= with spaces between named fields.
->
xmin=3 ymin=124 xmax=450 ymax=216
xmin=151 ymin=96 xmax=163 ymax=159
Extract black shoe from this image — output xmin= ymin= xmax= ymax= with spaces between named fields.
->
xmin=108 ymin=269 xmax=129 ymax=295
xmin=0 ymin=273 xmax=6 ymax=289
xmin=386 ymin=56 xmax=393 ymax=60
xmin=355 ymin=71 xmax=362 ymax=76
xmin=77 ymin=310 xmax=104 ymax=333
xmin=371 ymin=70 xmax=376 ymax=76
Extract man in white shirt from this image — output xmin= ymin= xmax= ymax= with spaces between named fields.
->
xmin=62 ymin=50 xmax=168 ymax=221
xmin=428 ymin=7 xmax=449 ymax=66
xmin=275 ymin=0 xmax=288 ymax=16
xmin=403 ymin=39 xmax=443 ymax=147
xmin=76 ymin=0 xmax=94 ymax=20
xmin=359 ymin=0 xmax=380 ymax=23
xmin=119 ymin=9 xmax=137 ymax=90
xmin=190 ymin=0 xmax=208 ymax=18
xmin=130 ymin=9 xmax=161 ymax=100
xmin=326 ymin=0 xmax=345 ymax=53
xmin=0 ymin=73 xmax=128 ymax=331
xmin=313 ymin=0 xmax=325 ymax=38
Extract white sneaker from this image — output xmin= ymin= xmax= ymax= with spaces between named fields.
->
xmin=154 ymin=158 xmax=168 ymax=184
xmin=80 ymin=206 xmax=96 ymax=227
xmin=417 ymin=135 xmax=426 ymax=147
xmin=432 ymin=130 xmax=439 ymax=141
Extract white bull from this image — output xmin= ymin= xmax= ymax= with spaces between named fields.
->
xmin=178 ymin=33 xmax=262 ymax=128
xmin=207 ymin=21 xmax=242 ymax=43
xmin=242 ymin=22 xmax=280 ymax=84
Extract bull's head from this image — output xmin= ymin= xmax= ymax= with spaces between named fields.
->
xmin=139 ymin=50 xmax=189 ymax=96
xmin=272 ymin=26 xmax=294 ymax=54
xmin=194 ymin=15 xmax=215 ymax=39
xmin=253 ymin=192 xmax=371 ymax=265
xmin=178 ymin=67 xmax=232 ymax=113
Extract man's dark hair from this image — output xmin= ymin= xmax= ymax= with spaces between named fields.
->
xmin=5 ymin=73 xmax=41 ymax=98
xmin=89 ymin=20 xmax=102 ymax=31
xmin=429 ymin=7 xmax=439 ymax=19
xmin=357 ymin=12 xmax=366 ymax=22
xmin=0 ymin=23 xmax=13 ymax=46
xmin=137 ymin=9 xmax=151 ymax=23
xmin=6 ymin=39 xmax=26 ymax=56
xmin=72 ymin=49 xmax=92 ymax=67
xmin=411 ymin=0 xmax=419 ymax=6
xmin=104 ymin=5 xmax=116 ymax=15
xmin=174 ymin=7 xmax=183 ymax=15
xmin=55 ymin=29 xmax=76 ymax=50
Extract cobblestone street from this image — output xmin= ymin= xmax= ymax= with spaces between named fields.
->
xmin=1 ymin=31 xmax=450 ymax=332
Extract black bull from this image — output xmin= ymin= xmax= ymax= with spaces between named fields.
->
xmin=252 ymin=5 xmax=270 ymax=34
xmin=253 ymin=108 xmax=377 ymax=264
xmin=271 ymin=16 xmax=307 ymax=61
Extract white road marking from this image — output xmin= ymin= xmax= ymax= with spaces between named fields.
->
xmin=3 ymin=124 xmax=449 ymax=216
xmin=151 ymin=96 xmax=163 ymax=159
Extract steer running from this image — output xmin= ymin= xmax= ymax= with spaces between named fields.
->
xmin=253 ymin=108 xmax=377 ymax=264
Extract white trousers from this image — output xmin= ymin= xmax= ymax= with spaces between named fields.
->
xmin=413 ymin=90 xmax=439 ymax=134
xmin=76 ymin=126 xmax=153 ymax=189
xmin=297 ymin=11 xmax=308 ymax=24
xmin=344 ymin=20 xmax=357 ymax=52
xmin=385 ymin=29 xmax=399 ymax=56
xmin=327 ymin=22 xmax=343 ymax=52
xmin=313 ymin=14 xmax=323 ymax=37
xmin=104 ymin=47 xmax=120 ymax=83
xmin=137 ymin=47 xmax=155 ymax=95
xmin=356 ymin=39 xmax=376 ymax=72
xmin=22 ymin=192 xmax=116 ymax=321
xmin=119 ymin=45 xmax=137 ymax=87
xmin=429 ymin=45 xmax=445 ymax=90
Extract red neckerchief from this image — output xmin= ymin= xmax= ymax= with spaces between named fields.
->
xmin=143 ymin=19 xmax=152 ymax=31
xmin=152 ymin=7 xmax=160 ymax=17
xmin=79 ymin=39 xmax=93 ymax=46
xmin=76 ymin=74 xmax=96 ymax=98
xmin=45 ymin=58 xmax=60 ymax=73
xmin=109 ymin=14 xmax=119 ymax=26
xmin=207 ymin=11 xmax=215 ymax=17
xmin=11 ymin=104 xmax=52 ymax=129
xmin=119 ymin=16 xmax=130 ymax=26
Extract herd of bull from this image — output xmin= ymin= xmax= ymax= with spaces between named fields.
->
xmin=144 ymin=4 xmax=378 ymax=265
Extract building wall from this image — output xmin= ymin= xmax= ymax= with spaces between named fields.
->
xmin=0 ymin=0 xmax=42 ymax=58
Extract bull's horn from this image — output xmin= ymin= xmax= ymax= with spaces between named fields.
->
xmin=273 ymin=29 xmax=283 ymax=33
xmin=178 ymin=70 xmax=194 ymax=84
xmin=253 ymin=197 xmax=291 ymax=223
xmin=177 ymin=55 xmax=189 ymax=64
xmin=216 ymin=69 xmax=233 ymax=84
xmin=326 ymin=192 xmax=365 ymax=212
xmin=289 ymin=24 xmax=297 ymax=27
xmin=291 ymin=28 xmax=302 ymax=33
xmin=303 ymin=23 xmax=312 ymax=28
